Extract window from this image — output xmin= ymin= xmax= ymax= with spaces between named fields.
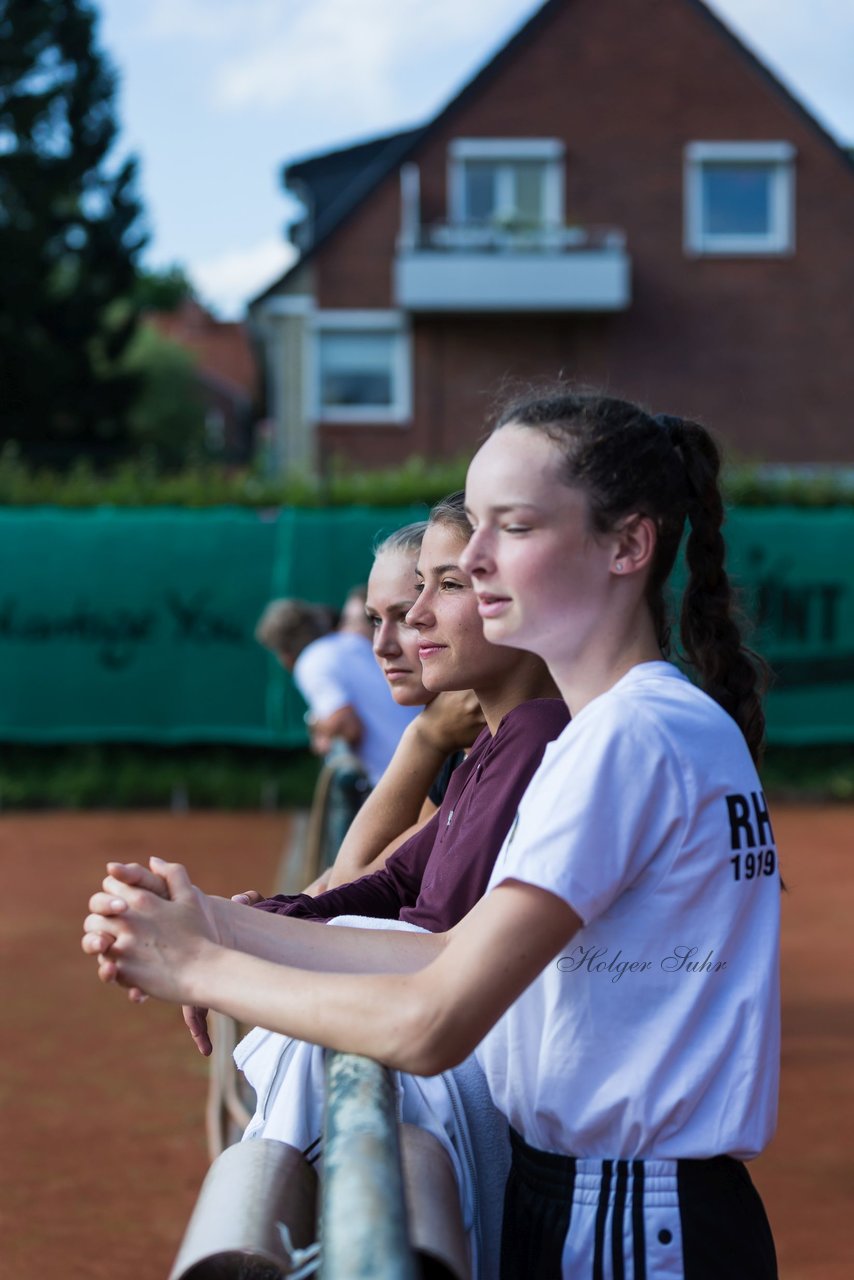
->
xmin=449 ymin=138 xmax=564 ymax=229
xmin=684 ymin=142 xmax=795 ymax=255
xmin=320 ymin=333 xmax=395 ymax=408
xmin=313 ymin=313 xmax=411 ymax=423
xmin=462 ymin=159 xmax=549 ymax=224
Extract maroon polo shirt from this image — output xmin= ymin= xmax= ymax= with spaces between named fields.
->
xmin=255 ymin=698 xmax=569 ymax=932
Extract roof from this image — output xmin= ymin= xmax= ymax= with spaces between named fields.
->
xmin=286 ymin=126 xmax=427 ymax=243
xmin=250 ymin=126 xmax=427 ymax=308
xmin=147 ymin=300 xmax=259 ymax=400
xmin=250 ymin=0 xmax=854 ymax=309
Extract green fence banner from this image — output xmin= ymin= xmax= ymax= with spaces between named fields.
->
xmin=0 ymin=505 xmax=422 ymax=746
xmin=723 ymin=508 xmax=854 ymax=744
xmin=0 ymin=505 xmax=851 ymax=745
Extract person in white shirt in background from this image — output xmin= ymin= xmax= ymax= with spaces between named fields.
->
xmin=255 ymin=592 xmax=420 ymax=788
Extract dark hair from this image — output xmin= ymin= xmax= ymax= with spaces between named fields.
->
xmin=493 ymin=389 xmax=768 ymax=763
xmin=428 ymin=490 xmax=472 ymax=540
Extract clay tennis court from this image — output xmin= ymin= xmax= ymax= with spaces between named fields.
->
xmin=1 ymin=806 xmax=851 ymax=1279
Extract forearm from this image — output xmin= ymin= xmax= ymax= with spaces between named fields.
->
xmin=93 ymin=866 xmax=579 ymax=1077
xmin=185 ymin=945 xmax=440 ymax=1070
xmin=330 ymin=718 xmax=446 ymax=884
xmin=190 ymin=884 xmax=578 ymax=1075
xmin=216 ymin=896 xmax=436 ymax=972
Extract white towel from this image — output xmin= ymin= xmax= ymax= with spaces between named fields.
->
xmin=234 ymin=914 xmax=509 ymax=1279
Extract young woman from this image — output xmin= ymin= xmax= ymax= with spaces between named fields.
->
xmin=255 ymin=591 xmax=419 ymax=786
xmin=325 ymin=519 xmax=483 ymax=889
xmin=366 ymin=521 xmax=432 ymax=707
xmin=84 ymin=393 xmax=779 ymax=1279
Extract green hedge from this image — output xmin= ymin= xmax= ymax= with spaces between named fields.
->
xmin=0 ymin=745 xmax=321 ymax=810
xmin=1 ymin=445 xmax=853 ymax=509
xmin=724 ymin=466 xmax=854 ymax=508
xmin=761 ymin=744 xmax=854 ymax=802
xmin=0 ymin=743 xmax=849 ymax=808
xmin=0 ymin=446 xmax=470 ymax=508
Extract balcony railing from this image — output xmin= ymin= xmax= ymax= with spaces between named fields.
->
xmin=404 ymin=220 xmax=626 ymax=254
xmin=394 ymin=219 xmax=631 ymax=312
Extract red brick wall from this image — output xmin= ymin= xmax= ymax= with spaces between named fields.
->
xmin=315 ymin=0 xmax=854 ymax=466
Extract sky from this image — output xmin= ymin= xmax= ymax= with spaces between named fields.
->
xmin=94 ymin=0 xmax=854 ymax=319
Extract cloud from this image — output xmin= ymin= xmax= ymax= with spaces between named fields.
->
xmin=215 ymin=0 xmax=400 ymax=119
xmin=140 ymin=0 xmax=266 ymax=43
xmin=214 ymin=0 xmax=530 ymax=117
xmin=137 ymin=0 xmax=537 ymax=129
xmin=187 ymin=235 xmax=297 ymax=318
xmin=134 ymin=0 xmax=854 ymax=141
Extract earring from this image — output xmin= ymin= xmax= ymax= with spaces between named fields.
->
xmin=615 ymin=562 xmax=623 ymax=573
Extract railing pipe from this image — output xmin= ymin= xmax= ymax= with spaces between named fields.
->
xmin=319 ymin=1052 xmax=417 ymax=1280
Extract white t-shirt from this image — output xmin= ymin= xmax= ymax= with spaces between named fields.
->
xmin=476 ymin=661 xmax=780 ymax=1162
xmin=293 ymin=631 xmax=420 ymax=786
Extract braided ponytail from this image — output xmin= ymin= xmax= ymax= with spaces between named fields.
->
xmin=660 ymin=416 xmax=769 ymax=764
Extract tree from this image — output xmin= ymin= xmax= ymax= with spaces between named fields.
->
xmin=134 ymin=264 xmax=195 ymax=314
xmin=123 ymin=324 xmax=207 ymax=468
xmin=0 ymin=0 xmax=147 ymax=464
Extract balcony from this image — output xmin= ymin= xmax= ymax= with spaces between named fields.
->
xmin=394 ymin=221 xmax=631 ymax=314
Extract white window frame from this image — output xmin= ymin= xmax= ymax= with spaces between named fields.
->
xmin=448 ymin=138 xmax=565 ymax=227
xmin=309 ymin=311 xmax=412 ymax=426
xmin=684 ymin=141 xmax=795 ymax=256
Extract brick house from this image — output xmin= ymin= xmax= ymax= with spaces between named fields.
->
xmin=148 ymin=299 xmax=260 ymax=460
xmin=249 ymin=0 xmax=854 ymax=474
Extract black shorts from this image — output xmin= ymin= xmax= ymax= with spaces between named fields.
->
xmin=500 ymin=1128 xmax=777 ymax=1280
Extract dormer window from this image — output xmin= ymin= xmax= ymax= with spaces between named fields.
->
xmin=449 ymin=139 xmax=564 ymax=229
xmin=684 ymin=142 xmax=795 ymax=255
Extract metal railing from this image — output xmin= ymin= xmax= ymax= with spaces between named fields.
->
xmin=173 ymin=747 xmax=468 ymax=1278
xmin=174 ymin=747 xmax=427 ymax=1280
xmin=319 ymin=1054 xmax=417 ymax=1279
xmin=402 ymin=219 xmax=627 ymax=254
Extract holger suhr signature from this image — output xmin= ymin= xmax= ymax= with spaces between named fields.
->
xmin=557 ymin=944 xmax=727 ymax=983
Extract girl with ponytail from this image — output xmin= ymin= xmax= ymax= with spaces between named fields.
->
xmin=459 ymin=390 xmax=778 ymax=1277
xmin=84 ymin=390 xmax=779 ymax=1280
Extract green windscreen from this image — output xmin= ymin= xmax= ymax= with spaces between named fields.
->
xmin=0 ymin=505 xmax=423 ymax=745
xmin=0 ymin=505 xmax=851 ymax=745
